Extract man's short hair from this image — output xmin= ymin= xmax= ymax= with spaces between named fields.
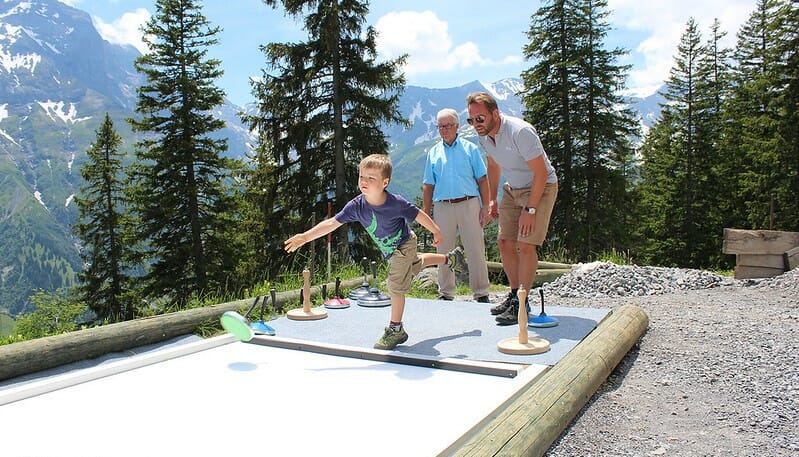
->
xmin=360 ymin=153 xmax=393 ymax=180
xmin=466 ymin=91 xmax=498 ymax=112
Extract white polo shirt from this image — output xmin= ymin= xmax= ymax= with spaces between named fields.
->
xmin=478 ymin=114 xmax=558 ymax=189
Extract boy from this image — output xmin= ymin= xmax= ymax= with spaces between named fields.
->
xmin=284 ymin=154 xmax=465 ymax=350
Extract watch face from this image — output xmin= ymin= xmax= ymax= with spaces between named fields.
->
xmin=527 ymin=207 xmax=536 ymax=214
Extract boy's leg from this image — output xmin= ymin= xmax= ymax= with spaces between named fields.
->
xmin=389 ymin=294 xmax=406 ymax=323
xmin=419 ymin=249 xmax=465 ymax=273
xmin=419 ymin=252 xmax=446 ymax=267
xmin=376 ymin=235 xmax=419 ymax=350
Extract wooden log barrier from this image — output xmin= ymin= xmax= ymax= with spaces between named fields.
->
xmin=486 ymin=261 xmax=571 ymax=271
xmin=0 ymin=278 xmax=364 ymax=382
xmin=448 ymin=304 xmax=649 ymax=457
xmin=486 ymin=261 xmax=572 ymax=286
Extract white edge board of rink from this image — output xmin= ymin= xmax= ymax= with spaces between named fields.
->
xmin=0 ymin=335 xmax=548 ymax=457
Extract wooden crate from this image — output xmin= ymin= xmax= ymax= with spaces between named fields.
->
xmin=723 ymin=228 xmax=799 ymax=279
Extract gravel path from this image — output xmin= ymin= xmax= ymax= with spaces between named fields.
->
xmin=481 ymin=263 xmax=799 ymax=457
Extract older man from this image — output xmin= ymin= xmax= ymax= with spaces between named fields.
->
xmin=422 ymin=108 xmax=491 ymax=303
xmin=466 ymin=92 xmax=558 ymax=325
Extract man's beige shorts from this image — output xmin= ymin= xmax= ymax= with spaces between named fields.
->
xmin=498 ymin=183 xmax=558 ymax=246
xmin=386 ymin=232 xmax=424 ymax=295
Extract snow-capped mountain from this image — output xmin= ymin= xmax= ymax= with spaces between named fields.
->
xmin=0 ymin=0 xmax=251 ymax=317
xmin=386 ymin=78 xmax=526 ymax=149
xmin=0 ymin=0 xmax=142 ymax=106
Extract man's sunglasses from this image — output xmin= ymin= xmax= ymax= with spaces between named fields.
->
xmin=466 ymin=115 xmax=486 ymax=125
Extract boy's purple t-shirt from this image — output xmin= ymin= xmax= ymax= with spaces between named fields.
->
xmin=335 ymin=192 xmax=420 ymax=259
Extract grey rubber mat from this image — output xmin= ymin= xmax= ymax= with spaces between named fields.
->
xmin=267 ymin=297 xmax=610 ymax=365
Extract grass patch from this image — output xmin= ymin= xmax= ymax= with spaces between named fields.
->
xmin=0 ymin=313 xmax=15 ymax=338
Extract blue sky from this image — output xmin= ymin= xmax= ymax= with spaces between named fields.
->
xmin=62 ymin=0 xmax=756 ymax=107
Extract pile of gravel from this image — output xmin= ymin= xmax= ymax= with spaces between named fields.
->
xmin=542 ymin=261 xmax=799 ymax=298
xmin=742 ymin=266 xmax=799 ymax=294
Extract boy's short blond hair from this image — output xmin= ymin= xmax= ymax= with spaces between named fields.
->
xmin=360 ymin=154 xmax=393 ymax=181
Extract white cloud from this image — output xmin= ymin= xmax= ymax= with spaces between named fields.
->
xmin=608 ymin=0 xmax=754 ymax=94
xmin=374 ymin=10 xmax=517 ymax=78
xmin=92 ymin=8 xmax=150 ymax=54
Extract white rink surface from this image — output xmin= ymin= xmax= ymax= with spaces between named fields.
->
xmin=0 ymin=336 xmax=546 ymax=457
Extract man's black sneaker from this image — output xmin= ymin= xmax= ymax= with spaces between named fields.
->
xmin=495 ymin=297 xmax=531 ymax=326
xmin=476 ymin=295 xmax=490 ymax=303
xmin=438 ymin=295 xmax=454 ymax=301
xmin=490 ymin=292 xmax=516 ymax=315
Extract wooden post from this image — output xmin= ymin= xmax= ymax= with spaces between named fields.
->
xmin=286 ymin=269 xmax=328 ymax=321
xmin=497 ymin=289 xmax=550 ymax=355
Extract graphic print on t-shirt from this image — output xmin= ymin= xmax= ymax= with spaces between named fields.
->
xmin=366 ymin=211 xmax=403 ymax=257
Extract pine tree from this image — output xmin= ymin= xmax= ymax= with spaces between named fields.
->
xmin=128 ymin=0 xmax=242 ymax=305
xmin=637 ymin=18 xmax=733 ymax=268
xmin=725 ymin=0 xmax=794 ymax=230
xmin=74 ymin=114 xmax=135 ymax=321
xmin=780 ymin=1 xmax=799 ymax=230
xmin=521 ymin=0 xmax=639 ymax=258
xmin=243 ymin=0 xmax=407 ymax=272
xmin=236 ymin=136 xmax=280 ymax=286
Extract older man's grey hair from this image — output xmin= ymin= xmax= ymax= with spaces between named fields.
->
xmin=436 ymin=108 xmax=460 ymax=125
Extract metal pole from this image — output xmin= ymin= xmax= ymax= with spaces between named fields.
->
xmin=327 ymin=201 xmax=332 ymax=283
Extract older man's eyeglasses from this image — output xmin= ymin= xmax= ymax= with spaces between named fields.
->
xmin=437 ymin=123 xmax=457 ymax=130
xmin=466 ymin=115 xmax=486 ymax=125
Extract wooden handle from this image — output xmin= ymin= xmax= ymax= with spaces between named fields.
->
xmin=517 ymin=289 xmax=528 ymax=344
xmin=303 ymin=269 xmax=311 ymax=311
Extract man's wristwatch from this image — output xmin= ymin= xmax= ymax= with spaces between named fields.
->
xmin=524 ymin=206 xmax=537 ymax=215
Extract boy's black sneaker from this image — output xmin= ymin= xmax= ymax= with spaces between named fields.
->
xmin=490 ymin=291 xmax=516 ymax=315
xmin=495 ymin=297 xmax=531 ymax=326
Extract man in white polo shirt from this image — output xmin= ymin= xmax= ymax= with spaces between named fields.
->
xmin=466 ymin=92 xmax=559 ymax=325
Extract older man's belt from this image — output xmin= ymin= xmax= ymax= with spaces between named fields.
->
xmin=440 ymin=196 xmax=475 ymax=204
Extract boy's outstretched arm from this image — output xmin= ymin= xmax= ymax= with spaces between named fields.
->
xmin=415 ymin=210 xmax=442 ymax=247
xmin=284 ymin=218 xmax=343 ymax=252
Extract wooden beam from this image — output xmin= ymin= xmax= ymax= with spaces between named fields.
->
xmin=486 ymin=261 xmax=572 ymax=286
xmin=736 ymin=254 xmax=786 ymax=269
xmin=735 ymin=265 xmax=785 ymax=280
xmin=486 ymin=261 xmax=572 ymax=271
xmin=723 ymin=228 xmax=799 ymax=255
xmin=447 ymin=304 xmax=649 ymax=457
xmin=785 ymin=246 xmax=799 ymax=271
